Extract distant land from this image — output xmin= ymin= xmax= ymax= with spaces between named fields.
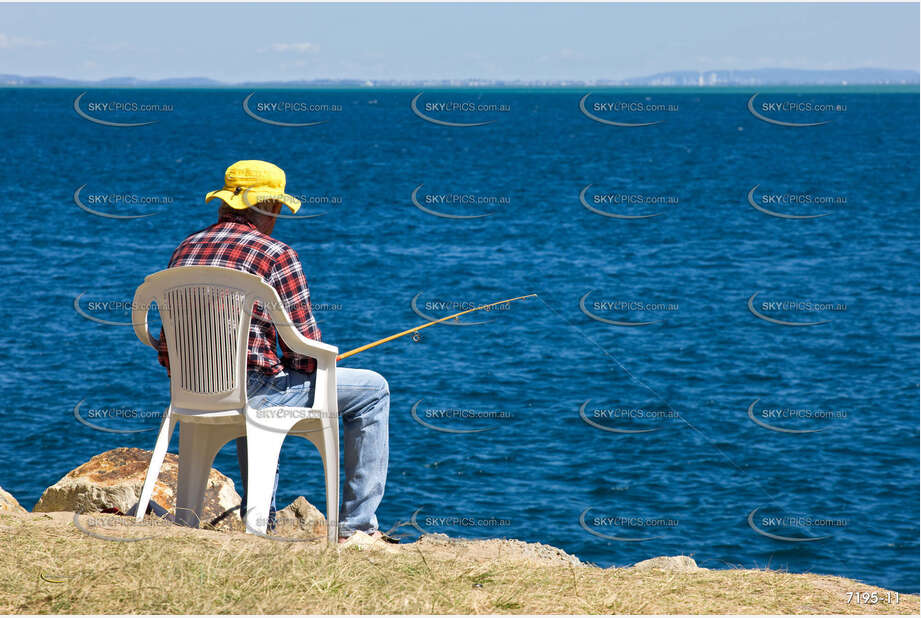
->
xmin=0 ymin=68 xmax=918 ymax=88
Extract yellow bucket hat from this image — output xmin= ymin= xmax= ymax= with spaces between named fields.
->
xmin=205 ymin=160 xmax=301 ymax=213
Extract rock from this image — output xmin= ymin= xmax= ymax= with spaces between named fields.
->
xmin=338 ymin=530 xmax=398 ymax=553
xmin=0 ymin=486 xmax=26 ymax=514
xmin=633 ymin=555 xmax=702 ymax=572
xmin=504 ymin=539 xmax=583 ymax=566
xmin=409 ymin=535 xmax=583 ymax=567
xmin=419 ymin=532 xmax=453 ymax=543
xmin=34 ymin=447 xmax=242 ymax=531
xmin=275 ymin=496 xmax=327 ymax=539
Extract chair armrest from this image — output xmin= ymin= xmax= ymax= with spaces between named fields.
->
xmin=257 ymin=282 xmax=338 ymax=364
xmin=271 ymin=312 xmax=340 ymax=418
xmin=272 ymin=320 xmax=339 ymax=365
xmin=132 ymin=283 xmax=157 ymax=348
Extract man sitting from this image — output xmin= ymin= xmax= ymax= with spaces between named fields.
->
xmin=156 ymin=160 xmax=390 ymax=542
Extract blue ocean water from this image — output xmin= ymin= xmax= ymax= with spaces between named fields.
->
xmin=0 ymin=88 xmax=917 ymax=593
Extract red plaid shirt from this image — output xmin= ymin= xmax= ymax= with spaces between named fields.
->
xmin=157 ymin=211 xmax=320 ymax=375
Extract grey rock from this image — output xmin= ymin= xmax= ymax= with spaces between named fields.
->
xmin=632 ymin=555 xmax=702 ymax=572
xmin=275 ymin=496 xmax=327 ymax=538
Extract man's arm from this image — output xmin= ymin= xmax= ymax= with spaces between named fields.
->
xmin=156 ymin=326 xmax=169 ymax=371
xmin=268 ymin=246 xmax=322 ymax=371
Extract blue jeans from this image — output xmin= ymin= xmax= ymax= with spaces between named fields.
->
xmin=236 ymin=367 xmax=390 ymax=537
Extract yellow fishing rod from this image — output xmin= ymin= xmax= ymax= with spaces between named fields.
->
xmin=337 ymin=293 xmax=538 ymax=361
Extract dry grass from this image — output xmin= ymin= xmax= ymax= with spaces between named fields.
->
xmin=0 ymin=511 xmax=916 ymax=614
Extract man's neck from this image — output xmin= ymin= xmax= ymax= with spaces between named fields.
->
xmin=218 ymin=211 xmax=262 ymax=231
xmin=218 ymin=208 xmax=277 ymax=236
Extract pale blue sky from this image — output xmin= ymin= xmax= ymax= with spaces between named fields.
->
xmin=0 ymin=3 xmax=917 ymax=81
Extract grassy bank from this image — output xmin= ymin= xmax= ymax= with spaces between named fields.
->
xmin=0 ymin=511 xmax=916 ymax=614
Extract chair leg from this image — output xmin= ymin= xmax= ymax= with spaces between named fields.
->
xmin=322 ymin=420 xmax=340 ymax=546
xmin=175 ymin=422 xmax=240 ymax=528
xmin=242 ymin=418 xmax=288 ymax=535
xmin=295 ymin=419 xmax=340 ymax=545
xmin=136 ymin=410 xmax=176 ymax=522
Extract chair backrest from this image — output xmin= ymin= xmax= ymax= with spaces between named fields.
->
xmin=132 ymin=266 xmax=282 ymax=414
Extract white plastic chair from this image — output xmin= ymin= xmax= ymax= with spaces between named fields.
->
xmin=131 ymin=265 xmax=339 ymax=544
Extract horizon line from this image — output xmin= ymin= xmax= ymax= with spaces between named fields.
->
xmin=2 ymin=66 xmax=919 ymax=88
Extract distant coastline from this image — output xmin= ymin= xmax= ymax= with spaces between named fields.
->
xmin=2 ymin=67 xmax=918 ymax=88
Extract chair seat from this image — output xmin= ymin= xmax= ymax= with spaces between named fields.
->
xmin=171 ymin=407 xmax=245 ymax=423
xmin=256 ymin=406 xmax=330 ymax=420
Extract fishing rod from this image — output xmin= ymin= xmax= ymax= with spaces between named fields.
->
xmin=336 ymin=293 xmax=538 ymax=362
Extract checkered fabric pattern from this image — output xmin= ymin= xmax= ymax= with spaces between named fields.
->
xmin=156 ymin=211 xmax=320 ymax=375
